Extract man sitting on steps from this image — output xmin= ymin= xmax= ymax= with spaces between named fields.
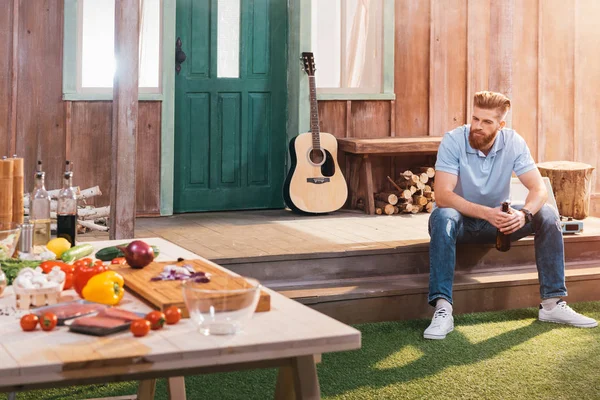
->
xmin=424 ymin=90 xmax=598 ymax=340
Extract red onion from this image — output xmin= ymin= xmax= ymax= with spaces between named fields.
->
xmin=118 ymin=240 xmax=155 ymax=269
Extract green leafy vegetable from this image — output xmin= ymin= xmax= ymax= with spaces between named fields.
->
xmin=0 ymin=259 xmax=43 ymax=285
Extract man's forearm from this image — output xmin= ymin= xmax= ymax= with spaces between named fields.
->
xmin=523 ymin=188 xmax=548 ymax=215
xmin=436 ymin=191 xmax=491 ymax=221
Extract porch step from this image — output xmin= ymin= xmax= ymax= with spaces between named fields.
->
xmin=274 ymin=261 xmax=600 ymax=325
xmin=218 ymin=234 xmax=600 ymax=284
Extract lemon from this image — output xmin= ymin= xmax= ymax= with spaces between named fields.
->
xmin=46 ymin=238 xmax=72 ymax=258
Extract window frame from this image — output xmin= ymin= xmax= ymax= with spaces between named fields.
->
xmin=306 ymin=0 xmax=395 ymax=101
xmin=62 ymin=0 xmax=166 ymax=101
xmin=62 ymin=0 xmax=177 ymax=217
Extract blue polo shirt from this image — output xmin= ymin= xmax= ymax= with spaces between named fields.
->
xmin=434 ymin=125 xmax=536 ymax=208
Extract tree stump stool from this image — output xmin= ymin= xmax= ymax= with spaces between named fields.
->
xmin=537 ymin=161 xmax=595 ymax=219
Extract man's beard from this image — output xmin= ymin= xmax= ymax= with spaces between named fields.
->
xmin=469 ymin=129 xmax=497 ymax=151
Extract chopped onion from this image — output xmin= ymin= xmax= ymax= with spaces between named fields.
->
xmin=150 ymin=264 xmax=210 ymax=282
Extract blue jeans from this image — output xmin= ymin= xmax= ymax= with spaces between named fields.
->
xmin=428 ymin=204 xmax=567 ymax=306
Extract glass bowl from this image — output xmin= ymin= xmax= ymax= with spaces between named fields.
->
xmin=0 ymin=222 xmax=21 ymax=260
xmin=0 ymin=269 xmax=6 ymax=297
xmin=181 ymin=276 xmax=261 ymax=335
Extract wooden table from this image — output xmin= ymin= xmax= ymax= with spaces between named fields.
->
xmin=0 ymin=238 xmax=361 ymax=399
xmin=337 ymin=137 xmax=442 ymax=214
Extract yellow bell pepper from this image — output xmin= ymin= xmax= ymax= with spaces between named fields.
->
xmin=82 ymin=271 xmax=125 ymax=306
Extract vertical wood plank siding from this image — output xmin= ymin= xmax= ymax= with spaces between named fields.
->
xmin=317 ymin=0 xmax=600 ymax=215
xmin=0 ymin=0 xmax=13 ymax=156
xmin=15 ymin=0 xmax=66 ymax=191
xmin=1 ymin=1 xmax=600 ymax=215
xmin=0 ymin=2 xmax=160 ymax=215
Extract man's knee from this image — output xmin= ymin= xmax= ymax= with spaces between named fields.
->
xmin=533 ymin=204 xmax=560 ymax=224
xmin=429 ymin=207 xmax=463 ymax=237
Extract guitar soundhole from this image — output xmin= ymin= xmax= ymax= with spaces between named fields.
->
xmin=321 ymin=150 xmax=336 ymax=177
xmin=309 ymin=149 xmax=325 ymax=165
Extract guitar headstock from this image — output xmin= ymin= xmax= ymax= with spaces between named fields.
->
xmin=301 ymin=52 xmax=316 ymax=76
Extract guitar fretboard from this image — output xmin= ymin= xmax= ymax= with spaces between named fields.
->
xmin=308 ymin=76 xmax=320 ymax=151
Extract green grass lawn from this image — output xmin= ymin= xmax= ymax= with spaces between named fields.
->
xmin=4 ymin=301 xmax=600 ymax=400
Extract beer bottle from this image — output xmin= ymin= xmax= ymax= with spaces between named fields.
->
xmin=496 ymin=201 xmax=511 ymax=252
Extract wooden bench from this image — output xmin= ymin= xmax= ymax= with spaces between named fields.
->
xmin=337 ymin=137 xmax=442 ymax=214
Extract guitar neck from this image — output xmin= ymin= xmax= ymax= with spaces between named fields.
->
xmin=308 ymin=75 xmax=321 ymax=150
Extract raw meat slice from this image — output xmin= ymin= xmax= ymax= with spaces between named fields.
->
xmin=71 ymin=316 xmax=127 ymax=328
xmin=97 ymin=308 xmax=141 ymax=322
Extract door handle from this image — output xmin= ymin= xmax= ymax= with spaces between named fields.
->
xmin=175 ymin=37 xmax=186 ymax=75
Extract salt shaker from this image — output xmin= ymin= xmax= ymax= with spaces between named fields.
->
xmin=18 ymin=219 xmax=34 ymax=254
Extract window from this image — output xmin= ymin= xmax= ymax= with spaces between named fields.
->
xmin=217 ymin=0 xmax=241 ymax=78
xmin=63 ymin=0 xmax=163 ymax=99
xmin=310 ymin=0 xmax=394 ymax=100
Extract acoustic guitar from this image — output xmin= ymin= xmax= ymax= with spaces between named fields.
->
xmin=283 ymin=52 xmax=348 ymax=214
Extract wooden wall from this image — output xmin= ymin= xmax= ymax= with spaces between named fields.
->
xmin=0 ymin=0 xmax=161 ymax=215
xmin=320 ymin=0 xmax=600 ymax=216
xmin=3 ymin=0 xmax=600 ymax=217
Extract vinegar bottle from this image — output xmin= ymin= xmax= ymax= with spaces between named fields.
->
xmin=30 ymin=161 xmax=51 ymax=246
xmin=57 ymin=161 xmax=77 ymax=246
xmin=496 ymin=201 xmax=511 ymax=252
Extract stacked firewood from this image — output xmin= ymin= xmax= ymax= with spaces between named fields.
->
xmin=24 ymin=186 xmax=110 ymax=233
xmin=365 ymin=167 xmax=436 ymax=215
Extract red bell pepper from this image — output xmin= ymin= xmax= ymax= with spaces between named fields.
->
xmin=73 ymin=258 xmax=107 ymax=297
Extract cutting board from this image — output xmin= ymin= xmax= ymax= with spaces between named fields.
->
xmin=109 ymin=259 xmax=270 ymax=317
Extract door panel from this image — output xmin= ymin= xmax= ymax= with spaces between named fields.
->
xmin=175 ymin=0 xmax=287 ymax=212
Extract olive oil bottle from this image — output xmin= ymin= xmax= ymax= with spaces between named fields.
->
xmin=30 ymin=161 xmax=51 ymax=246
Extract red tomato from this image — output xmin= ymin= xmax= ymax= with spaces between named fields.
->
xmin=62 ymin=272 xmax=74 ymax=290
xmin=130 ymin=319 xmax=151 ymax=337
xmin=20 ymin=314 xmax=39 ymax=331
xmin=39 ymin=261 xmax=75 ymax=290
xmin=40 ymin=312 xmax=58 ymax=331
xmin=164 ymin=306 xmax=182 ymax=325
xmin=145 ymin=311 xmax=166 ymax=330
xmin=111 ymin=257 xmax=127 ymax=265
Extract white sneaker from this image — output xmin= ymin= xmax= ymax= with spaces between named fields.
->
xmin=538 ymin=300 xmax=598 ymax=328
xmin=423 ymin=307 xmax=454 ymax=340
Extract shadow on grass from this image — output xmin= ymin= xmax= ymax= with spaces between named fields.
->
xmin=318 ymin=311 xmax=558 ymax=398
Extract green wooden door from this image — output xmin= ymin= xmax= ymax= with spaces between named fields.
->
xmin=174 ymin=0 xmax=287 ymax=212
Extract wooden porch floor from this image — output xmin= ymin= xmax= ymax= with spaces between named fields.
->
xmin=83 ymin=211 xmax=600 ymax=324
xmin=84 ymin=209 xmax=600 ymax=261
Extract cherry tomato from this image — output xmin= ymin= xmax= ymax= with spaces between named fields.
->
xmin=20 ymin=314 xmax=39 ymax=331
xmin=40 ymin=312 xmax=58 ymax=331
xmin=39 ymin=261 xmax=66 ymax=274
xmin=164 ymin=306 xmax=182 ymax=325
xmin=111 ymin=257 xmax=127 ymax=265
xmin=145 ymin=311 xmax=166 ymax=330
xmin=130 ymin=319 xmax=151 ymax=337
